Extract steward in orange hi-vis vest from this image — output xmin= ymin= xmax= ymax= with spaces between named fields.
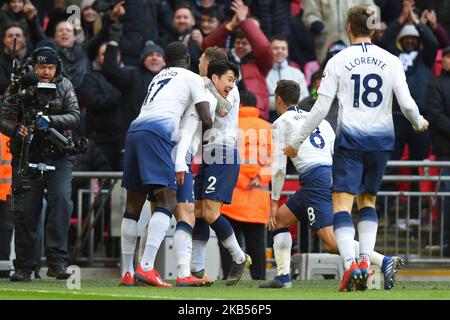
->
xmin=221 ymin=106 xmax=272 ymax=224
xmin=0 ymin=133 xmax=12 ymax=202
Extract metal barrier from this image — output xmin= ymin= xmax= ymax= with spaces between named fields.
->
xmin=282 ymin=161 xmax=450 ymax=263
xmin=68 ymin=161 xmax=450 ymax=266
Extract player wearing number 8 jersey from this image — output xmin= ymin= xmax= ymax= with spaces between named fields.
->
xmin=260 ymin=80 xmax=402 ymax=290
xmin=283 ymin=5 xmax=428 ymax=292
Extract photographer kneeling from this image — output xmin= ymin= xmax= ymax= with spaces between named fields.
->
xmin=0 ymin=40 xmax=80 ymax=282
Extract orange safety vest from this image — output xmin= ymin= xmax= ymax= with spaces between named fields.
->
xmin=0 ymin=133 xmax=12 ymax=201
xmin=221 ymin=107 xmax=272 ymax=224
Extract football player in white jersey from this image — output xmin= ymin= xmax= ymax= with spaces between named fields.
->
xmin=284 ymin=5 xmax=428 ymax=292
xmin=260 ymin=80 xmax=404 ymax=289
xmin=192 ymin=60 xmax=252 ymax=286
xmin=119 ymin=42 xmax=212 ymax=287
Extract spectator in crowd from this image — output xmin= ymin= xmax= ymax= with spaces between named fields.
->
xmin=249 ymin=0 xmax=291 ymax=39
xmin=266 ymin=35 xmax=309 ymax=122
xmin=54 ymin=21 xmax=90 ymax=92
xmin=375 ymin=0 xmax=402 ymax=25
xmin=372 ymin=21 xmax=388 ymax=46
xmin=159 ymin=3 xmax=202 ymax=73
xmin=184 ymin=0 xmax=226 ymax=22
xmin=419 ymin=9 xmax=450 ymax=49
xmin=0 ymin=25 xmax=28 ymax=95
xmin=199 ymin=6 xmax=224 ymax=37
xmin=101 ymin=40 xmax=166 ymax=156
xmin=29 ymin=0 xmax=52 ymax=25
xmin=80 ymin=0 xmax=102 ymax=43
xmin=379 ymin=0 xmax=438 ymax=165
xmin=219 ymin=90 xmax=271 ymax=280
xmin=427 ymin=46 xmax=450 ymax=257
xmin=287 ymin=3 xmax=316 ymax=68
xmin=0 ymin=40 xmax=80 ymax=281
xmin=203 ymin=0 xmax=273 ymax=120
xmin=112 ymin=0 xmax=173 ymax=66
xmin=78 ymin=43 xmax=123 ymax=170
xmin=302 ymin=0 xmax=374 ymax=63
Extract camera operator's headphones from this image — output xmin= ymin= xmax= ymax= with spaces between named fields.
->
xmin=32 ymin=46 xmax=63 ymax=76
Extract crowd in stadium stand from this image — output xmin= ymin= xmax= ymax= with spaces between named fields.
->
xmin=0 ymin=0 xmax=449 ymax=277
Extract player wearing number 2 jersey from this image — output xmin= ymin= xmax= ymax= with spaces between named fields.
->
xmin=283 ymin=6 xmax=427 ymax=292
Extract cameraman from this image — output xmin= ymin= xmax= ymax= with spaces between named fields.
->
xmin=0 ymin=40 xmax=80 ymax=282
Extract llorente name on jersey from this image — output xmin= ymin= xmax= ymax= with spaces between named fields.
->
xmin=345 ymin=56 xmax=387 ymax=72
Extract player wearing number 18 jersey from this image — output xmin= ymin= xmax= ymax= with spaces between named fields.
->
xmin=283 ymin=5 xmax=427 ymax=291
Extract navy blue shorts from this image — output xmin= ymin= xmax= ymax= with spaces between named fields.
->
xmin=194 ymin=148 xmax=239 ymax=204
xmin=146 ymin=169 xmax=195 ymax=203
xmin=332 ymin=147 xmax=389 ymax=195
xmin=122 ymin=130 xmax=177 ymax=194
xmin=286 ymin=166 xmax=333 ymax=231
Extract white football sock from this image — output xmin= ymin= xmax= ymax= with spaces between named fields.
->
xmin=222 ymin=233 xmax=245 ymax=264
xmin=191 ymin=240 xmax=207 ymax=273
xmin=174 ymin=225 xmax=193 ymax=279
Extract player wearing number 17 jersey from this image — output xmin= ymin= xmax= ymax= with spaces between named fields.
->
xmin=283 ymin=5 xmax=428 ymax=292
xmin=119 ymin=42 xmax=212 ymax=287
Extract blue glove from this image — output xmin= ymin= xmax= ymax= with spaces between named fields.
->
xmin=37 ymin=115 xmax=51 ymax=131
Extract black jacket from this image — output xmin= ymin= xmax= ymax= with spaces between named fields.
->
xmin=0 ymin=76 xmax=80 ymax=161
xmin=78 ymin=62 xmax=122 ymax=144
xmin=427 ymin=69 xmax=450 ymax=157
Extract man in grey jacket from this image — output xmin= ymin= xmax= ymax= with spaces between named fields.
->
xmin=0 ymin=40 xmax=80 ymax=282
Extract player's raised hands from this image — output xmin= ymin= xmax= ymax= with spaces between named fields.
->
xmin=283 ymin=144 xmax=298 ymax=158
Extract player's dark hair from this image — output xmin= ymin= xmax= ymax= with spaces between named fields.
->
xmin=207 ymin=61 xmax=239 ymax=80
xmin=165 ymin=41 xmax=189 ymax=65
xmin=347 ymin=5 xmax=376 ymax=37
xmin=275 ymin=80 xmax=300 ymax=106
xmin=203 ymin=46 xmax=228 ymax=63
xmin=239 ymin=90 xmax=257 ymax=107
